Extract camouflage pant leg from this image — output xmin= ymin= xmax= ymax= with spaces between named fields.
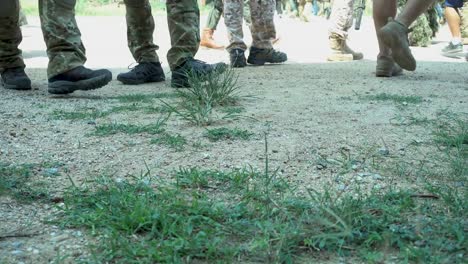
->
xmin=249 ymin=0 xmax=276 ymax=49
xmin=461 ymin=7 xmax=468 ymax=38
xmin=39 ymin=0 xmax=86 ymax=78
xmin=19 ymin=4 xmax=28 ymax=26
xmin=206 ymin=0 xmax=223 ymax=30
xmin=329 ymin=0 xmax=354 ymax=38
xmin=0 ymin=0 xmax=24 ymax=71
xmin=225 ymin=0 xmax=248 ymax=51
xmin=166 ymin=0 xmax=200 ymax=70
xmin=244 ymin=0 xmax=252 ymax=27
xmin=124 ymin=0 xmax=160 ymax=63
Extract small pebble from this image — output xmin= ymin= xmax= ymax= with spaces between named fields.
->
xmin=11 ymin=250 xmax=24 ymax=256
xmin=12 ymin=242 xmax=23 ymax=248
xmin=378 ymin=147 xmax=390 ymax=156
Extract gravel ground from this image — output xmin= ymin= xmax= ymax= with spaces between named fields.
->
xmin=0 ymin=15 xmax=467 ymax=263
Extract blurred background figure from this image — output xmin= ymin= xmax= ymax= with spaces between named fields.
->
xmin=200 ymin=0 xmax=252 ymax=49
xmin=441 ymin=0 xmax=465 ymax=57
xmin=19 ymin=3 xmax=28 ymax=26
xmin=327 ymin=0 xmax=363 ymax=61
xmin=200 ymin=0 xmax=225 ymax=49
xmin=224 ymin=0 xmax=286 ymax=67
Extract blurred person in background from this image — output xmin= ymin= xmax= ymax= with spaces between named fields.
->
xmin=327 ymin=0 xmax=363 ymax=61
xmin=441 ymin=0 xmax=466 ymax=57
xmin=224 ymin=0 xmax=286 ymax=67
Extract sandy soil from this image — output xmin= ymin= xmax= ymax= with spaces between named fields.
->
xmin=0 ymin=15 xmax=467 ymax=263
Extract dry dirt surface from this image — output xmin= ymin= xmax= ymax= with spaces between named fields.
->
xmin=0 ymin=15 xmax=467 ymax=263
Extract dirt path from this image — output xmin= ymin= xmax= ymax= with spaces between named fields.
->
xmin=0 ymin=15 xmax=467 ymax=263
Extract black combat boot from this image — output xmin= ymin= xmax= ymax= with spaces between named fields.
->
xmin=1 ymin=67 xmax=31 ymax=90
xmin=229 ymin=49 xmax=247 ymax=68
xmin=48 ymin=66 xmax=112 ymax=94
xmin=171 ymin=58 xmax=227 ymax=88
xmin=247 ymin=47 xmax=287 ymax=66
xmin=117 ymin=62 xmax=165 ymax=85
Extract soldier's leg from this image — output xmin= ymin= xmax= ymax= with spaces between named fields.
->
xmin=244 ymin=0 xmax=252 ymax=27
xmin=38 ymin=0 xmax=86 ymax=78
xmin=167 ymin=0 xmax=226 ymax=88
xmin=0 ymin=0 xmax=31 ymax=90
xmin=206 ymin=0 xmax=223 ymax=30
xmin=117 ymin=0 xmax=165 ymax=85
xmin=247 ymin=0 xmax=287 ymax=65
xmin=225 ymin=0 xmax=248 ymax=52
xmin=19 ymin=3 xmax=28 ymax=26
xmin=123 ymin=0 xmax=160 ymax=63
xmin=375 ymin=0 xmax=436 ymax=72
xmin=328 ymin=0 xmax=363 ymax=61
xmin=201 ymin=0 xmax=225 ymax=49
xmin=39 ymin=0 xmax=112 ymax=94
xmin=0 ymin=0 xmax=24 ymax=70
xmin=224 ymin=0 xmax=249 ymax=67
xmin=166 ymin=0 xmax=200 ymax=69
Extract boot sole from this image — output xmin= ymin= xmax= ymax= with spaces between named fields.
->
xmin=378 ymin=26 xmax=416 ymax=71
xmin=117 ymin=75 xmax=165 ymax=85
xmin=247 ymin=58 xmax=287 ymax=66
xmin=48 ymin=72 xmax=112 ymax=94
xmin=1 ymin=79 xmax=32 ymax=90
xmin=441 ymin=50 xmax=465 ymax=59
xmin=327 ymin=54 xmax=353 ymax=62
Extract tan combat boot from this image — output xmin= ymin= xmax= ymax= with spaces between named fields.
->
xmin=327 ymin=33 xmax=363 ymax=62
xmin=200 ymin=28 xmax=224 ymax=49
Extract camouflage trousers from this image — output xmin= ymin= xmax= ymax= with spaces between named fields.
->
xmin=224 ymin=0 xmax=276 ymax=51
xmin=166 ymin=0 xmax=200 ymax=70
xmin=125 ymin=0 xmax=200 ymax=70
xmin=124 ymin=0 xmax=160 ymax=64
xmin=0 ymin=0 xmax=86 ymax=78
xmin=329 ymin=0 xmax=354 ymax=38
xmin=206 ymin=0 xmax=224 ymax=30
xmin=461 ymin=7 xmax=468 ymax=38
xmin=205 ymin=0 xmax=252 ymax=30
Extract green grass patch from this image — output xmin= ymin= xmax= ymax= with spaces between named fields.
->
xmin=432 ymin=114 xmax=467 ymax=180
xmin=204 ymin=127 xmax=254 ymax=141
xmin=92 ymin=115 xmax=168 ymax=136
xmin=52 ymin=109 xmax=109 ymax=120
xmin=0 ymin=163 xmax=51 ymax=202
xmin=364 ymin=93 xmax=423 ymax=104
xmin=150 ymin=133 xmax=187 ymax=151
xmin=56 ymin=166 xmax=466 ymax=263
xmin=52 ymin=103 xmax=171 ymax=121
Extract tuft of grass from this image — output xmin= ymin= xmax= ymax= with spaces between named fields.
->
xmin=162 ymin=68 xmax=243 ymax=126
xmin=92 ymin=116 xmax=168 ymax=136
xmin=364 ymin=93 xmax=423 ymax=104
xmin=0 ymin=163 xmax=51 ymax=202
xmin=204 ymin=127 xmax=254 ymax=141
xmin=150 ymin=133 xmax=187 ymax=151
